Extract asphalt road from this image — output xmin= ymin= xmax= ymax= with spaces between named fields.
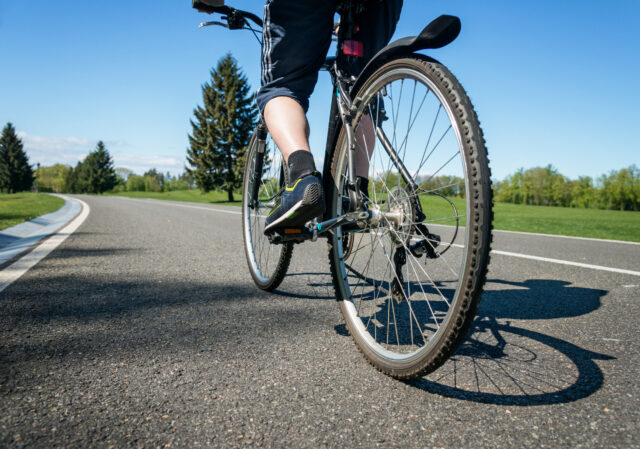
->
xmin=1 ymin=195 xmax=639 ymax=448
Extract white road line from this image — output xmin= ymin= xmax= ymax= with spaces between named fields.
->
xmin=492 ymin=228 xmax=640 ymax=246
xmin=490 ymin=249 xmax=640 ymax=276
xmin=117 ymin=197 xmax=242 ymax=215
xmin=430 ymin=241 xmax=640 ymax=277
xmin=0 ymin=198 xmax=90 ymax=293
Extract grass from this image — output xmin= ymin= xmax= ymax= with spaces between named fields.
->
xmin=492 ymin=202 xmax=640 ymax=242
xmin=419 ymin=194 xmax=639 ymax=242
xmin=0 ymin=193 xmax=66 ymax=231
xmin=109 ymin=190 xmax=640 ymax=242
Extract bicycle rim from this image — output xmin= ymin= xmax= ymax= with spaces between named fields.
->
xmin=329 ymin=56 xmax=492 ymax=378
xmin=242 ymin=129 xmax=293 ymax=291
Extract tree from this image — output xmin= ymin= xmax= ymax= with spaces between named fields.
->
xmin=186 ymin=54 xmax=257 ymax=201
xmin=571 ymin=176 xmax=596 ymax=208
xmin=75 ymin=141 xmax=117 ymax=193
xmin=143 ymin=168 xmax=164 ymax=192
xmin=125 ymin=174 xmax=146 ymax=192
xmin=63 ymin=161 xmax=82 ymax=193
xmin=0 ymin=122 xmax=34 ymax=193
xmin=38 ymin=164 xmax=73 ymax=193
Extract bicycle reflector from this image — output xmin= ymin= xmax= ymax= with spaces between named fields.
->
xmin=343 ymin=40 xmax=364 ymax=57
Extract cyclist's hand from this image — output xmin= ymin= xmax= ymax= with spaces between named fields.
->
xmin=192 ymin=0 xmax=214 ymax=14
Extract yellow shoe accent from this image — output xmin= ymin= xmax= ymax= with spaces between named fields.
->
xmin=267 ymin=204 xmax=281 ymax=217
xmin=285 ymin=178 xmax=303 ymax=192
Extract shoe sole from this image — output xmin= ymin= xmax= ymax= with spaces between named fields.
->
xmin=264 ymin=183 xmax=325 ymax=234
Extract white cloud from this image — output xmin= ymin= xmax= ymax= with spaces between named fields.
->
xmin=18 ymin=131 xmax=99 ymax=167
xmin=17 ymin=131 xmax=185 ymax=175
xmin=17 ymin=133 xmax=93 ymax=151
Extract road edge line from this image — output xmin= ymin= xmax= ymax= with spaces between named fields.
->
xmin=491 ymin=249 xmax=640 ymax=277
xmin=0 ymin=196 xmax=90 ymax=293
xmin=114 ymin=196 xmax=242 ymax=215
xmin=492 ymin=228 xmax=640 ymax=246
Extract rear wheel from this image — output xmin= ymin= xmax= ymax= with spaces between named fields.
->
xmin=328 ymin=56 xmax=493 ymax=378
xmin=242 ymin=126 xmax=293 ymax=291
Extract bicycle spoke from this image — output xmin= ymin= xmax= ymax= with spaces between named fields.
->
xmin=414 ymin=124 xmax=452 ymax=180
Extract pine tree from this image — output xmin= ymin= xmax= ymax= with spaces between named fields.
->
xmin=187 ymin=54 xmax=257 ymax=201
xmin=77 ymin=141 xmax=117 ymax=193
xmin=63 ymin=162 xmax=82 ymax=193
xmin=0 ymin=122 xmax=34 ymax=193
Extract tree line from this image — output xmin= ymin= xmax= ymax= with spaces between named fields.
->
xmin=493 ymin=165 xmax=640 ymax=211
xmin=111 ymin=168 xmax=195 ymax=193
xmin=38 ymin=162 xmax=195 ymax=194
xmin=35 ymin=141 xmax=195 ymax=194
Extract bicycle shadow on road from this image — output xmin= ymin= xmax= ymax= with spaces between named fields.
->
xmin=266 ymin=269 xmax=616 ymax=406
xmin=272 ymin=272 xmax=336 ymax=301
xmin=400 ymin=278 xmax=616 ymax=405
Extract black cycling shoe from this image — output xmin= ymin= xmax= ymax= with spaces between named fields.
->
xmin=264 ymin=173 xmax=325 ymax=234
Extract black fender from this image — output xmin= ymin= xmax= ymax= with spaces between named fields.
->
xmin=351 ymin=15 xmax=461 ymax=96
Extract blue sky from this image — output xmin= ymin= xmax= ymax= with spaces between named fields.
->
xmin=0 ymin=0 xmax=638 ymax=180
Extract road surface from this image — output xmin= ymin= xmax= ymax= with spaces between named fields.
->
xmin=1 ymin=195 xmax=638 ymax=448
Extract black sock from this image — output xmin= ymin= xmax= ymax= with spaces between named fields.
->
xmin=287 ymin=150 xmax=316 ymax=187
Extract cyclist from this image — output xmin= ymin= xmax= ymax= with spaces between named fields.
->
xmin=256 ymin=0 xmax=403 ymax=233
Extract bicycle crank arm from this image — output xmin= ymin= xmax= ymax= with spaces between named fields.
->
xmin=316 ymin=211 xmax=369 ymax=235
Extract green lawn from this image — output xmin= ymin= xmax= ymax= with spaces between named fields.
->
xmin=110 ymin=190 xmax=640 ymax=242
xmin=493 ymin=202 xmax=639 ymax=242
xmin=0 ymin=193 xmax=66 ymax=231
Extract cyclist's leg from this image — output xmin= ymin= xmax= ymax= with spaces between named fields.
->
xmin=256 ymin=0 xmax=335 ymax=165
xmin=263 ymin=97 xmax=310 ymax=162
xmin=255 ymin=0 xmax=335 ymax=231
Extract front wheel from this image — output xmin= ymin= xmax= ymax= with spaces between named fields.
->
xmin=328 ymin=55 xmax=493 ymax=378
xmin=242 ymin=126 xmax=293 ymax=291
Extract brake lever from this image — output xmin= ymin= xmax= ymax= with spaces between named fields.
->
xmin=198 ymin=21 xmax=228 ymax=28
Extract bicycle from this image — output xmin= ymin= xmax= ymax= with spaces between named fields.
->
xmin=193 ymin=0 xmax=493 ymax=379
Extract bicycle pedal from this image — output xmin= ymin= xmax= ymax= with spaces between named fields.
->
xmin=266 ymin=227 xmax=314 ymax=244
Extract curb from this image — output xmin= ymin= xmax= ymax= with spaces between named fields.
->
xmin=0 ymin=194 xmax=82 ymax=266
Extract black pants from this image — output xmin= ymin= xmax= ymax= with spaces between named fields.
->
xmin=256 ymin=0 xmax=403 ymax=114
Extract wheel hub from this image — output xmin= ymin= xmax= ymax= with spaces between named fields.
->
xmin=386 ymin=187 xmax=414 ymax=247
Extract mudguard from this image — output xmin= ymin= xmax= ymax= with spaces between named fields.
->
xmin=351 ymin=15 xmax=461 ymax=95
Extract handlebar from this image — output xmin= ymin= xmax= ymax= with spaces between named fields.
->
xmin=192 ymin=1 xmax=263 ymax=29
